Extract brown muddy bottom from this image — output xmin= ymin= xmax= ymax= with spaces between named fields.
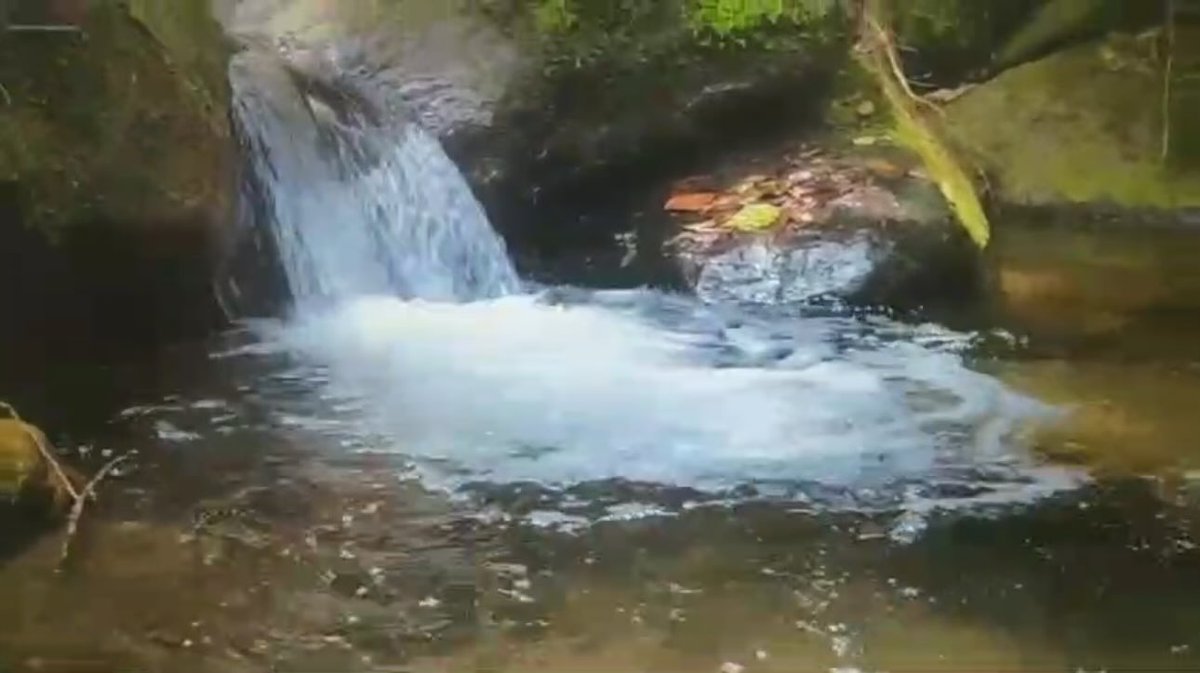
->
xmin=4 ymin=221 xmax=1200 ymax=673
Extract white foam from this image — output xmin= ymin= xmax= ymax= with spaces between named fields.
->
xmin=266 ymin=290 xmax=1056 ymax=495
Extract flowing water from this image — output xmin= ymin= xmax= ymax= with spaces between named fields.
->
xmin=230 ymin=52 xmax=519 ymax=304
xmin=226 ymin=48 xmax=1067 ymax=509
xmin=4 ymin=47 xmax=1200 ymax=673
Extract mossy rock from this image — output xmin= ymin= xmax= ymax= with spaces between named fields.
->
xmin=0 ymin=0 xmax=232 ymax=234
xmin=0 ymin=418 xmax=71 ymax=512
xmin=0 ymin=420 xmax=42 ymax=502
xmin=942 ymin=29 xmax=1200 ymax=212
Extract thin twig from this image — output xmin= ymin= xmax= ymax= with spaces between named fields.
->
xmin=60 ymin=453 xmax=134 ymax=565
xmin=866 ymin=16 xmax=942 ymax=117
xmin=5 ymin=24 xmax=83 ymax=33
xmin=1162 ymin=0 xmax=1175 ymax=162
xmin=29 ymin=427 xmax=81 ymax=502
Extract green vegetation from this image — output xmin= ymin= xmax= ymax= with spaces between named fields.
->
xmin=668 ymin=0 xmax=1197 ymax=241
xmin=944 ymin=29 xmax=1200 ymax=210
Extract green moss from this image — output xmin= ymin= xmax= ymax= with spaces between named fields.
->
xmin=944 ymin=29 xmax=1200 ymax=210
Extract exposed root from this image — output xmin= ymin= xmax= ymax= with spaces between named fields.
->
xmin=864 ymin=16 xmax=943 ymax=117
xmin=856 ymin=5 xmax=991 ymax=248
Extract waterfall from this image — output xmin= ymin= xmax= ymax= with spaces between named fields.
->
xmin=229 ymin=52 xmax=519 ymax=306
xmin=220 ymin=47 xmax=1071 ymax=512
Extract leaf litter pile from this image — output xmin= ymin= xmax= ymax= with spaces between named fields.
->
xmin=665 ymin=145 xmax=920 ymax=257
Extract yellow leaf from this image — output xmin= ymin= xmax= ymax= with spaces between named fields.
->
xmin=726 ymin=203 xmax=781 ymax=232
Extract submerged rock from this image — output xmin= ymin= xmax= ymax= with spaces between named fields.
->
xmin=986 ymin=215 xmax=1200 ymax=346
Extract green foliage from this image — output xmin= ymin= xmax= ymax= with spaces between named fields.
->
xmin=533 ymin=0 xmax=576 ymax=32
xmin=890 ymin=0 xmax=994 ymax=49
xmin=517 ymin=0 xmax=839 ymax=67
xmin=687 ymin=0 xmax=837 ymax=35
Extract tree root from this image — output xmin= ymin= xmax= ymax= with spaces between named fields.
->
xmin=864 ymin=16 xmax=943 ymax=117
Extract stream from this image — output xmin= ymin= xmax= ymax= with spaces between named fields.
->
xmin=3 ymin=39 xmax=1200 ymax=673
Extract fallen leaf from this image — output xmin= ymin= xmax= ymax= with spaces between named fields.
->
xmin=665 ymin=192 xmax=718 ymax=213
xmin=864 ymin=158 xmax=906 ymax=180
xmin=710 ymin=195 xmax=742 ymax=211
xmin=757 ymin=179 xmax=786 ymax=196
xmin=683 ymin=219 xmax=720 ymax=232
xmin=856 ymin=100 xmax=877 ymax=116
xmin=787 ymin=169 xmax=815 ymax=184
xmin=733 ymin=175 xmax=769 ymax=195
xmin=726 ymin=203 xmax=782 ymax=232
xmin=852 ymin=135 xmax=879 ymax=146
xmin=672 ymin=175 xmax=719 ymax=191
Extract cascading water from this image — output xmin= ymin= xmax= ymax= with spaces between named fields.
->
xmin=225 ymin=48 xmax=1077 ymax=515
xmin=230 ymin=52 xmax=519 ymax=305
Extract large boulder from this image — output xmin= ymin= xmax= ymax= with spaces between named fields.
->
xmin=0 ymin=0 xmax=234 ymax=357
xmin=943 ymin=29 xmax=1200 ymax=213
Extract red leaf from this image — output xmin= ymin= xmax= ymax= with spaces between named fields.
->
xmin=664 ymin=192 xmax=719 ymax=213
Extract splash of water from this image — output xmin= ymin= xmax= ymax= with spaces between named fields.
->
xmin=259 ymin=289 xmax=1068 ymax=501
xmin=229 ymin=51 xmax=518 ymax=305
xmin=223 ymin=51 xmax=1074 ymax=513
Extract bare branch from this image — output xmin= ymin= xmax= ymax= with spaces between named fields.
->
xmin=60 ymin=452 xmax=135 ymax=566
xmin=1162 ymin=0 xmax=1175 ymax=162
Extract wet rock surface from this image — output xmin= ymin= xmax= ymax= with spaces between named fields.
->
xmin=0 ymin=0 xmax=234 ymax=357
xmin=217 ymin=1 xmax=840 ymax=263
xmin=664 ymin=143 xmax=981 ymax=312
